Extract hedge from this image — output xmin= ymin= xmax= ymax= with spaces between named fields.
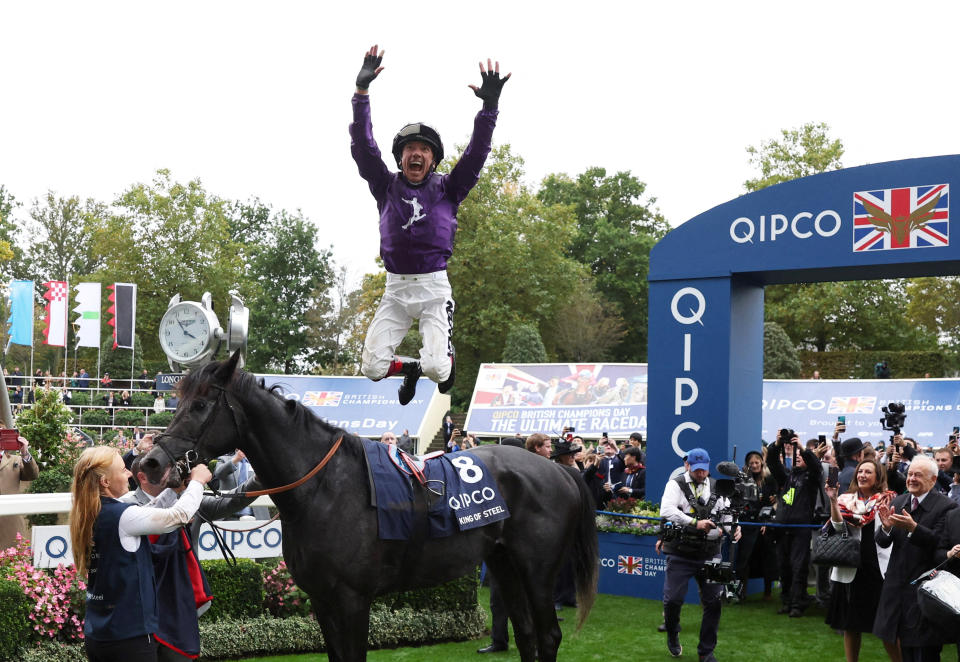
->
xmin=16 ymin=606 xmax=487 ymax=661
xmin=78 ymin=408 xmax=110 ymax=426
xmin=148 ymin=411 xmax=174 ymax=427
xmin=798 ymin=349 xmax=946 ymax=379
xmin=26 ymin=466 xmax=74 ymax=526
xmin=0 ymin=579 xmax=31 ymax=661
xmin=201 ymin=558 xmax=265 ymax=621
xmin=378 ymin=568 xmax=479 ymax=612
xmin=113 ymin=408 xmax=147 ymax=427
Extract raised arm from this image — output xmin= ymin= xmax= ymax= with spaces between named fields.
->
xmin=447 ymin=59 xmax=510 ymax=201
xmin=350 ymin=45 xmax=390 ymax=195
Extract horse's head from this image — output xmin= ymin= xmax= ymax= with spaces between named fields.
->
xmin=140 ymin=350 xmax=247 ymax=486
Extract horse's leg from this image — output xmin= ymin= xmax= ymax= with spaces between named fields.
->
xmin=518 ymin=566 xmax=563 ymax=662
xmin=486 ymin=551 xmax=538 ymax=662
xmin=311 ymin=590 xmax=373 ymax=662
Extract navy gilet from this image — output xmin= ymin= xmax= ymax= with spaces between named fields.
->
xmin=84 ymin=498 xmax=158 ymax=641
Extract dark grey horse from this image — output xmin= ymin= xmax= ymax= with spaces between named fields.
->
xmin=144 ymin=352 xmax=598 ymax=662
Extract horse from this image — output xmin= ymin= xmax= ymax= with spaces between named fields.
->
xmin=143 ymin=352 xmax=598 ymax=662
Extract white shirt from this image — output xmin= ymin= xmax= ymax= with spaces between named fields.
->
xmin=660 ymin=472 xmax=730 ymax=540
xmin=115 ymin=480 xmax=204 ymax=552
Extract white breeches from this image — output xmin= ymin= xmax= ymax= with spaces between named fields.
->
xmin=361 ymin=271 xmax=454 ymax=383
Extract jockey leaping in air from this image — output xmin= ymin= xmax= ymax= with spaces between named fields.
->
xmin=350 ymin=45 xmax=510 ymax=405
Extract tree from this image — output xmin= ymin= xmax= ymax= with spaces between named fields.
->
xmin=15 ymin=386 xmax=73 ymax=466
xmin=445 ymin=145 xmax=584 ymax=406
xmin=307 ymin=265 xmax=362 ymax=374
xmin=0 ymin=185 xmax=22 ymax=278
xmin=243 ymin=210 xmax=335 ymax=374
xmin=764 ymin=322 xmax=801 ymax=378
xmin=538 ymin=167 xmax=669 ymax=362
xmin=23 ymin=192 xmax=106 ymax=283
xmin=95 ymin=170 xmax=246 ymax=367
xmin=744 ymin=122 xmax=844 ymax=192
xmin=502 ymin=323 xmax=547 ymax=363
xmin=766 ymin=279 xmax=936 ymax=352
xmin=905 ymin=276 xmax=960 ymax=352
xmin=552 ymin=279 xmax=627 ymax=362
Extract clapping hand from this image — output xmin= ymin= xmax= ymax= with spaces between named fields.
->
xmin=356 ymin=45 xmax=384 ymax=91
xmin=469 ymin=58 xmax=511 ymax=109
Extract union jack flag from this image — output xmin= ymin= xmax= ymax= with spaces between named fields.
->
xmin=853 ymin=184 xmax=949 ymax=251
xmin=828 ymin=396 xmax=877 ymax=415
xmin=617 ymin=555 xmax=643 ymax=575
xmin=303 ymin=391 xmax=342 ymax=407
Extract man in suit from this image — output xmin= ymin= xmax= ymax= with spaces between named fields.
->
xmin=874 ymin=454 xmax=957 ymax=662
xmin=214 ymin=449 xmax=261 ymax=519
xmin=0 ymin=434 xmax=38 ymax=548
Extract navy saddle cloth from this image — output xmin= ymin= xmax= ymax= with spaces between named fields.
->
xmin=361 ymin=439 xmax=510 ymax=541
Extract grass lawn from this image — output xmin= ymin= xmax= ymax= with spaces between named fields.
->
xmin=223 ymin=586 xmax=899 ymax=661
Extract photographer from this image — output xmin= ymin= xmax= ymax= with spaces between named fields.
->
xmin=659 ymin=448 xmax=740 ymax=661
xmin=933 ymin=444 xmax=960 ymax=503
xmin=881 ymin=435 xmax=910 ymax=495
xmin=767 ymin=429 xmax=823 ymax=617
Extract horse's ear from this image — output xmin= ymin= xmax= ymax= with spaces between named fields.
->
xmin=213 ymin=350 xmax=243 ymax=384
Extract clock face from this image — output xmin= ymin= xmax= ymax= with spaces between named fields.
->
xmin=160 ymin=303 xmax=213 ymax=362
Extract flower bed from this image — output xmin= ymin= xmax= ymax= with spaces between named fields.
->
xmin=595 ymin=498 xmax=661 ymax=536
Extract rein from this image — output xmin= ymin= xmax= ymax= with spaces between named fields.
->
xmin=235 ymin=436 xmax=344 ymax=498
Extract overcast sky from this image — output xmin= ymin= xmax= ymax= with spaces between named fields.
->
xmin=3 ymin=1 xmax=959 ymax=287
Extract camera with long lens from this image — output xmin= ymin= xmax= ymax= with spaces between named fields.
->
xmin=881 ymin=402 xmax=907 ymax=436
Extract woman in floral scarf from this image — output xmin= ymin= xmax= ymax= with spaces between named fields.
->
xmin=824 ymin=458 xmax=899 ymax=662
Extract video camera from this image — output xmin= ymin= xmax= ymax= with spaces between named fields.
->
xmin=881 ymin=402 xmax=907 ymax=436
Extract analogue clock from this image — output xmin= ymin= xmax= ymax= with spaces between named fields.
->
xmin=159 ymin=298 xmax=221 ymax=368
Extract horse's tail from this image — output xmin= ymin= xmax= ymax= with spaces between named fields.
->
xmin=571 ymin=471 xmax=598 ymax=630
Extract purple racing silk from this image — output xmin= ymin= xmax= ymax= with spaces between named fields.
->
xmin=349 ymin=94 xmax=498 ymax=275
xmin=361 ymin=439 xmax=509 ymax=540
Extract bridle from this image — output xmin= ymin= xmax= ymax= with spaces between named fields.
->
xmin=152 ymin=384 xmax=244 ymax=483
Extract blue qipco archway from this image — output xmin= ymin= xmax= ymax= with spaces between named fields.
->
xmin=646 ymin=154 xmax=958 ymax=491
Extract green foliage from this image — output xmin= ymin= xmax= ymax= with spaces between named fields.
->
xmin=26 ymin=465 xmax=74 ymax=525
xmin=744 ymin=121 xmax=844 ymax=192
xmin=98 ymin=334 xmax=144 ymax=381
xmin=148 ymin=410 xmax=174 ymax=427
xmin=0 ymin=577 xmax=31 ymax=660
xmin=799 ymin=349 xmax=945 ymax=379
xmin=595 ymin=500 xmax=660 ymax=536
xmin=240 ymin=204 xmax=336 ymax=374
xmin=446 ymin=145 xmax=584 ymax=407
xmin=21 ymin=192 xmax=105 ymax=284
xmin=113 ymin=408 xmax=146 ymax=428
xmin=194 ymin=605 xmax=486 ymax=659
xmin=765 ymin=280 xmax=937 ymax=352
xmin=538 ymin=167 xmax=669 ymax=362
xmin=91 ymin=170 xmax=245 ymax=368
xmin=78 ymin=408 xmax=109 ymax=427
xmin=68 ymin=391 xmax=90 ymax=406
xmin=130 ymin=392 xmax=153 ymax=407
xmin=501 ymin=323 xmax=547 ymax=363
xmin=906 ymin=276 xmax=960 ymax=352
xmin=201 ymin=558 xmax=265 ymax=621
xmin=552 ymin=278 xmax=627 ymax=362
xmin=14 ymin=387 xmax=73 ymax=466
xmin=764 ymin=322 xmax=801 ymax=379
xmin=378 ymin=570 xmax=479 ymax=612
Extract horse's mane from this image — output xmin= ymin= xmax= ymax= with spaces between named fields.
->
xmin=177 ymin=360 xmax=361 ymax=455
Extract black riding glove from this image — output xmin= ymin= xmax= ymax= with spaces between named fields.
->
xmin=472 ymin=69 xmax=509 ymax=110
xmin=356 ymin=51 xmax=383 ymax=91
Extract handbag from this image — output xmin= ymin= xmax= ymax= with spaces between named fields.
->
xmin=914 ymin=562 xmax=960 ymax=627
xmin=810 ymin=525 xmax=860 ymax=568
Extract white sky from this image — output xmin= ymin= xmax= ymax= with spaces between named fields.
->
xmin=3 ymin=1 xmax=960 ymax=286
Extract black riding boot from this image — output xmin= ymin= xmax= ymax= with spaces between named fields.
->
xmin=396 ymin=357 xmax=422 ymax=406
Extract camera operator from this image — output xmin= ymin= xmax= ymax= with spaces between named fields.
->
xmin=659 ymin=448 xmax=740 ymax=661
xmin=766 ymin=429 xmax=823 ymax=617
xmin=881 ymin=434 xmax=911 ymax=494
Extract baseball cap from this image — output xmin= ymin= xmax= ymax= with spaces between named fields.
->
xmin=686 ymin=447 xmax=711 ymax=472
